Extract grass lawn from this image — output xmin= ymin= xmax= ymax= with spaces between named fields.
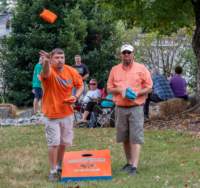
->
xmin=0 ymin=125 xmax=200 ymax=188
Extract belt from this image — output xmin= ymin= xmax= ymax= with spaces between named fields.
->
xmin=117 ymin=105 xmax=142 ymax=108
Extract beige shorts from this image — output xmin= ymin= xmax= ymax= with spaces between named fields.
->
xmin=115 ymin=106 xmax=144 ymax=144
xmin=43 ymin=115 xmax=74 ymax=146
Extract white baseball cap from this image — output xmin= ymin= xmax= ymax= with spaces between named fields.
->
xmin=120 ymin=44 xmax=134 ymax=53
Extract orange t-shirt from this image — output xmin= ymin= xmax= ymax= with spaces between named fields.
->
xmin=107 ymin=62 xmax=153 ymax=106
xmin=41 ymin=64 xmax=83 ymax=118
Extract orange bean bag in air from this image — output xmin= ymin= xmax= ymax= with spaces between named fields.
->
xmin=40 ymin=9 xmax=58 ymax=24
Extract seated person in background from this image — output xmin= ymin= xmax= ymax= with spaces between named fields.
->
xmin=97 ymin=80 xmax=107 ymax=98
xmin=170 ymin=66 xmax=188 ymax=100
xmin=144 ymin=69 xmax=174 ymax=119
xmin=99 ymin=86 xmax=114 ymax=107
xmin=78 ymin=79 xmax=101 ymax=123
xmin=82 ymin=79 xmax=101 ymax=103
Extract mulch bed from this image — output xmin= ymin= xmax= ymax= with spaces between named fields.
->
xmin=144 ymin=112 xmax=200 ymax=135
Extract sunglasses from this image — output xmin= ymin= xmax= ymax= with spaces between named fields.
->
xmin=89 ymin=83 xmax=97 ymax=85
xmin=122 ymin=51 xmax=132 ymax=55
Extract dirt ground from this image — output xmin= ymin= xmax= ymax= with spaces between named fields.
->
xmin=145 ymin=112 xmax=200 ymax=135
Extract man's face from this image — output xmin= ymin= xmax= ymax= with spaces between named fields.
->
xmin=75 ymin=56 xmax=81 ymax=65
xmin=51 ymin=53 xmax=65 ymax=71
xmin=121 ymin=50 xmax=133 ymax=66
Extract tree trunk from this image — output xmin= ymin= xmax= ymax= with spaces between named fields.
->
xmin=192 ymin=0 xmax=200 ymax=100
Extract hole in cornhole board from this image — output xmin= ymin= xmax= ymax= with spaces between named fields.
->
xmin=82 ymin=154 xmax=93 ymax=157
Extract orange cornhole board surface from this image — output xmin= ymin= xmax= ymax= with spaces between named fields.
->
xmin=61 ymin=149 xmax=112 ymax=182
xmin=39 ymin=9 xmax=57 ymax=24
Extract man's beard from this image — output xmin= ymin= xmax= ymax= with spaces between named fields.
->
xmin=56 ymin=62 xmax=64 ymax=71
xmin=123 ymin=60 xmax=132 ymax=66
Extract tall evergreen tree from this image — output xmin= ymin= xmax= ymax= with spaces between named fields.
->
xmin=80 ymin=0 xmax=120 ymax=86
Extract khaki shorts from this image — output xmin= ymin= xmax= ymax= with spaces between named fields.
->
xmin=115 ymin=106 xmax=144 ymax=144
xmin=43 ymin=115 xmax=74 ymax=146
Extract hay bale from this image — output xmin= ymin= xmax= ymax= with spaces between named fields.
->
xmin=150 ymin=98 xmax=190 ymax=119
xmin=0 ymin=103 xmax=17 ymax=118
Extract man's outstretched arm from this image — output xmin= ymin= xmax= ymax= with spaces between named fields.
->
xmin=39 ymin=50 xmax=51 ymax=78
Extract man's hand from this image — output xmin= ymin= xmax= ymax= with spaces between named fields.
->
xmin=39 ymin=50 xmax=50 ymax=64
xmin=123 ymin=87 xmax=137 ymax=100
xmin=63 ymin=96 xmax=77 ymax=104
xmin=108 ymin=87 xmax=123 ymax=95
xmin=39 ymin=50 xmax=51 ymax=78
xmin=32 ymin=89 xmax=35 ymax=94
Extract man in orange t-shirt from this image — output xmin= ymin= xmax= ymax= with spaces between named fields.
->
xmin=40 ymin=48 xmax=83 ymax=181
xmin=107 ymin=44 xmax=152 ymax=176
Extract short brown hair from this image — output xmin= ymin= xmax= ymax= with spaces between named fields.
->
xmin=50 ymin=48 xmax=64 ymax=57
xmin=75 ymin=54 xmax=81 ymax=58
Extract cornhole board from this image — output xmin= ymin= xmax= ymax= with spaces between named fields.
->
xmin=61 ymin=149 xmax=112 ymax=182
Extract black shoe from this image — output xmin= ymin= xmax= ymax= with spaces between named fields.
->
xmin=121 ymin=163 xmax=132 ymax=172
xmin=57 ymin=168 xmax=62 ymax=177
xmin=127 ymin=166 xmax=137 ymax=176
